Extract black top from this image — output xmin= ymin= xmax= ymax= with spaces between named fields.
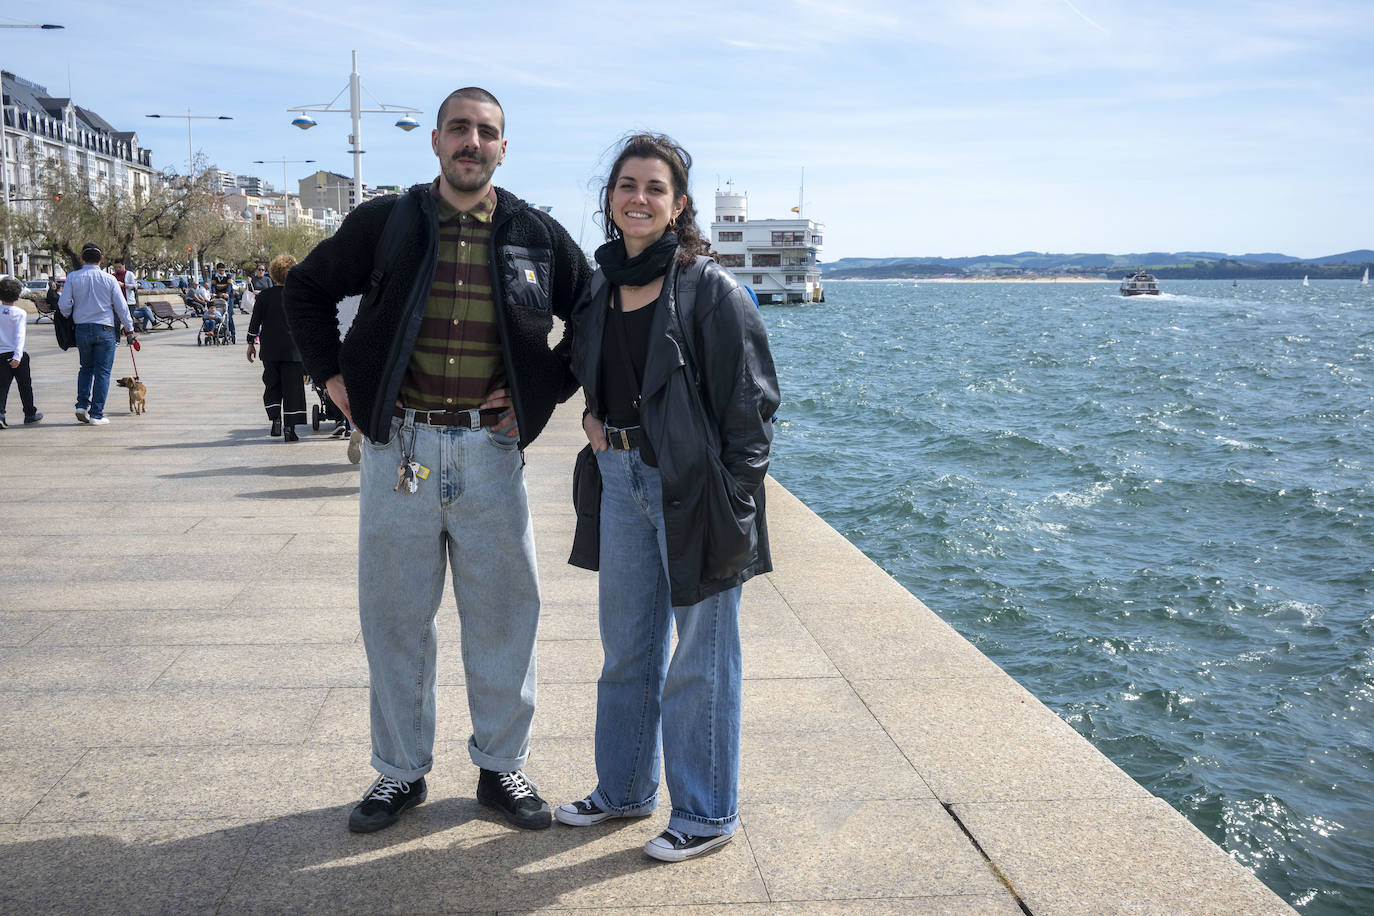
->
xmin=246 ymin=287 xmax=301 ymax=362
xmin=600 ymin=289 xmax=662 ymax=466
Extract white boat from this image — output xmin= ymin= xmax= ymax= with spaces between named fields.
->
xmin=1363 ymin=268 xmax=1369 ymax=287
xmin=1120 ymin=269 xmax=1160 ymax=296
xmin=1302 ymin=275 xmax=1309 ymax=287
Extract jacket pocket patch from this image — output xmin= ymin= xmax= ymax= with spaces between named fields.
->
xmin=502 ymin=246 xmax=552 ymax=312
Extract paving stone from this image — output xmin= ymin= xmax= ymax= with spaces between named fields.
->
xmin=0 ymin=613 xmax=53 ymax=647
xmin=0 ymin=819 xmax=261 ymax=913
xmin=745 ymin=799 xmax=1004 ymax=900
xmin=29 ymin=606 xmax=358 ymax=647
xmin=0 ymin=646 xmax=185 ymax=690
xmin=0 ymin=749 xmax=85 ymax=823
xmin=853 ymin=678 xmax=1151 ymax=803
xmin=0 ymin=688 xmax=326 ymax=749
xmin=551 ymin=900 xmax=1022 ymax=915
xmin=953 ymin=797 xmax=1298 ymax=915
xmin=152 ymin=644 xmax=371 ymax=689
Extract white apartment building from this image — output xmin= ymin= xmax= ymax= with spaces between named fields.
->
xmin=710 ymin=188 xmax=824 ymax=304
xmin=1 ymin=70 xmax=158 ymax=275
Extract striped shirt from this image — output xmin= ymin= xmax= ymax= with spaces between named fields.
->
xmin=397 ymin=182 xmax=506 ymax=411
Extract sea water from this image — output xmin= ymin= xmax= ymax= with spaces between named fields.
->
xmin=761 ymin=279 xmax=1373 ymax=915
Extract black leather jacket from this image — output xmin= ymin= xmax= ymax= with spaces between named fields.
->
xmin=568 ymin=254 xmax=780 ymax=606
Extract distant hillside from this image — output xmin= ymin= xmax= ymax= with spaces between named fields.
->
xmin=823 ymin=250 xmax=1374 ymax=280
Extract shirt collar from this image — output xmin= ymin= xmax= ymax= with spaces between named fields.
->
xmin=430 ymin=179 xmax=497 ymax=223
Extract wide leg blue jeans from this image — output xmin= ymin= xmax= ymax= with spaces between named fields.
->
xmin=590 ymin=446 xmax=743 ymax=837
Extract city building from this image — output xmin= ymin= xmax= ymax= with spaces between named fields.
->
xmin=710 ymin=185 xmax=824 ymax=304
xmin=1 ymin=70 xmax=158 ymax=276
xmin=299 ymin=169 xmax=355 ymax=215
xmin=235 ymin=174 xmax=266 ymax=195
xmin=204 ymin=167 xmax=238 ymax=194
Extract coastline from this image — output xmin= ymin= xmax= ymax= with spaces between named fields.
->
xmin=826 ymin=276 xmax=1113 ymax=284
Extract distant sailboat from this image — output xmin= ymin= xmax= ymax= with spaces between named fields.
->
xmin=1302 ymin=275 xmax=1309 ymax=287
xmin=1363 ymin=268 xmax=1370 ymax=287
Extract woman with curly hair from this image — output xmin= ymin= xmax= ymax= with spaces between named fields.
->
xmin=557 ymin=133 xmax=780 ymax=861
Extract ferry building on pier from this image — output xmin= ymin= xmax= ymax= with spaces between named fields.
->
xmin=711 ymin=187 xmax=824 ymax=304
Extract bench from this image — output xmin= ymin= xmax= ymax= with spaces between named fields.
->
xmin=32 ymin=297 xmax=58 ymax=323
xmin=146 ymin=298 xmax=193 ymax=330
xmin=141 ymin=296 xmax=201 ymax=330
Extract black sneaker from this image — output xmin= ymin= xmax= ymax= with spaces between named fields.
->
xmin=477 ymin=768 xmax=551 ymax=830
xmin=24 ymin=412 xmax=42 ymax=424
xmin=0 ymin=414 xmax=7 ymax=429
xmin=644 ymin=828 xmax=734 ymax=862
xmin=347 ymin=774 xmax=427 ymax=833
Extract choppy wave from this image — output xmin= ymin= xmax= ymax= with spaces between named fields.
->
xmin=763 ymin=280 xmax=1374 ymax=915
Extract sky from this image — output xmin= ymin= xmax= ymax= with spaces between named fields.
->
xmin=4 ymin=0 xmax=1371 ymax=262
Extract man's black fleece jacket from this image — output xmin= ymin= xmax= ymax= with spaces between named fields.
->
xmin=282 ymin=183 xmax=591 ymax=448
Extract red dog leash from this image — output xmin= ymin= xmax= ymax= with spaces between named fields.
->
xmin=126 ymin=332 xmax=141 ymax=379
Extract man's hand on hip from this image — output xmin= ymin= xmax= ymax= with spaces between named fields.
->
xmin=325 ymin=374 xmax=353 ymax=425
xmin=481 ymin=388 xmax=519 ymax=439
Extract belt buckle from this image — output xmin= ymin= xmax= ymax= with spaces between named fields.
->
xmin=613 ymin=428 xmax=632 ymax=450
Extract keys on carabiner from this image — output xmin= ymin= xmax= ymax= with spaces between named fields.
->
xmin=395 ymin=460 xmax=418 ymax=494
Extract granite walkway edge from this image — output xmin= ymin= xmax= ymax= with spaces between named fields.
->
xmin=0 ymin=315 xmax=1295 ymax=915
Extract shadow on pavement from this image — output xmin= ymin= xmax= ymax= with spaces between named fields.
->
xmin=1 ymin=801 xmax=657 ymax=914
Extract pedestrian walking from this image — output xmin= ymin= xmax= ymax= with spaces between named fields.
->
xmin=0 ymin=277 xmax=42 ymax=427
xmin=56 ymin=243 xmax=136 ymax=425
xmin=246 ymin=254 xmax=306 ymax=441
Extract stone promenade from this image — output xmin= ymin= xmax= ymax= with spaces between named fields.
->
xmin=0 ymin=314 xmax=1295 ymax=914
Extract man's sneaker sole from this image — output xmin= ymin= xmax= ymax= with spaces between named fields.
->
xmin=644 ymin=830 xmax=734 ymax=862
xmin=74 ymin=409 xmax=89 ymax=423
xmin=347 ymin=782 xmax=427 ymax=833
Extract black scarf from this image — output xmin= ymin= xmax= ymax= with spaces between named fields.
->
xmin=595 ymin=233 xmax=678 ymax=287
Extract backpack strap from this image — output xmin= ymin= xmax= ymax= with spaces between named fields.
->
xmin=362 ymin=188 xmax=422 ymax=306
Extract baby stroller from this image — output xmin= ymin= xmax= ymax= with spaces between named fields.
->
xmin=197 ymin=302 xmax=231 ymax=346
xmin=309 ymin=377 xmax=352 ymax=436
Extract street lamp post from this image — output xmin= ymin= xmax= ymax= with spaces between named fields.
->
xmin=287 ymin=51 xmax=420 ymax=212
xmin=1 ymin=22 xmax=63 ymax=277
xmin=252 ymin=158 xmax=315 ymax=229
xmin=145 ymin=109 xmax=232 ymax=282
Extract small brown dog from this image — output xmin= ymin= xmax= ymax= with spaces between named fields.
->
xmin=116 ymin=376 xmax=147 ymax=415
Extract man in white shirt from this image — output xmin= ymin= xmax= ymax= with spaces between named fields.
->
xmin=57 ymin=243 xmax=135 ymax=425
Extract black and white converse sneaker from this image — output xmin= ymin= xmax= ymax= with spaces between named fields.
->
xmin=476 ymin=768 xmax=552 ymax=830
xmin=644 ymin=828 xmax=734 ymax=862
xmin=555 ymin=796 xmax=615 ymax=826
xmin=347 ymin=774 xmax=427 ymax=833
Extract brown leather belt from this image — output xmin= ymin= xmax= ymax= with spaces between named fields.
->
xmin=394 ymin=406 xmax=504 ymax=429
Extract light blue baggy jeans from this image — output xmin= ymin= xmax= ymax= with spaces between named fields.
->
xmin=358 ymin=412 xmax=540 ymax=782
xmin=590 ymin=445 xmax=743 ymax=837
